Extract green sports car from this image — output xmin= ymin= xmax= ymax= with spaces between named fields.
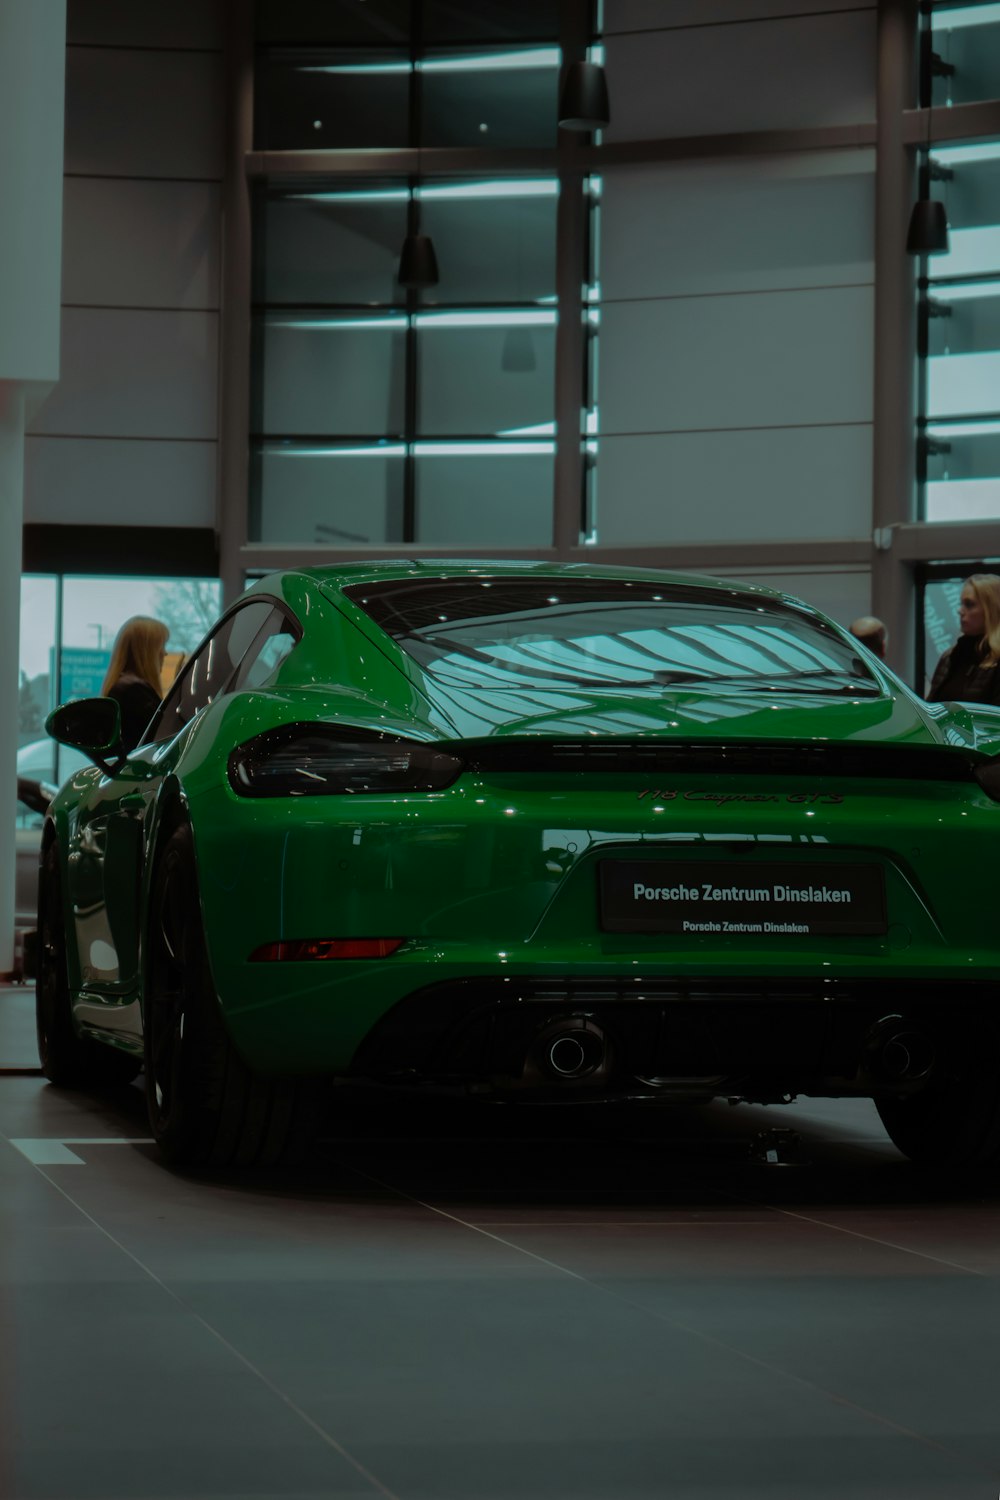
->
xmin=40 ymin=561 xmax=1000 ymax=1170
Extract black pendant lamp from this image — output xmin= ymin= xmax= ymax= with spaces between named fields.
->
xmin=397 ymin=230 xmax=439 ymax=289
xmin=906 ymin=49 xmax=949 ymax=258
xmin=906 ymin=197 xmax=949 ymax=255
xmin=558 ymin=59 xmax=610 ymax=131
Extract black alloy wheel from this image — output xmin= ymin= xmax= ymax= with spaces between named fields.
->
xmin=36 ymin=840 xmax=141 ymax=1088
xmin=875 ymin=1022 xmax=1000 ymax=1170
xmin=144 ymin=823 xmax=320 ymax=1168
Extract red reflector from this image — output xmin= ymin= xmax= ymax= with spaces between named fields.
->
xmin=250 ymin=938 xmax=405 ymax=962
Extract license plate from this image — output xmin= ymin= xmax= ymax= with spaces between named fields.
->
xmin=599 ymin=859 xmax=887 ymax=937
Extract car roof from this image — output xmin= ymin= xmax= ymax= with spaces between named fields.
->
xmin=254 ymin=560 xmax=801 ymax=609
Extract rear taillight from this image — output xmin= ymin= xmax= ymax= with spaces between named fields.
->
xmin=229 ymin=723 xmax=463 ymax=797
xmin=250 ymin=938 xmax=405 ymax=962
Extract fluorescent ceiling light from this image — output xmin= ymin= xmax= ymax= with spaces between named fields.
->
xmin=418 ymin=180 xmax=558 ymax=201
xmin=933 ymin=3 xmax=1000 ymax=28
xmin=414 ymin=310 xmax=557 ymax=328
xmin=931 ymin=142 xmax=1000 ymax=166
xmin=926 ymin=279 xmax=1000 ymax=301
xmin=497 ymin=422 xmax=556 ymax=437
xmin=288 ymin=190 xmax=410 ymax=204
xmin=265 ymin=317 xmax=408 ymax=331
xmin=927 ymin=421 xmax=1000 ymax=439
xmin=301 ymin=47 xmax=560 ymax=76
xmin=264 ymin=445 xmax=407 ymax=458
xmin=414 ymin=442 xmax=555 ymax=457
xmin=421 ymin=48 xmax=560 ymax=73
xmin=299 ymin=62 xmax=411 ymax=75
xmin=290 ymin=182 xmax=557 ymax=205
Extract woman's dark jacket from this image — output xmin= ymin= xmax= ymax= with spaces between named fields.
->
xmin=927 ymin=634 xmax=1000 ymax=707
xmin=106 ymin=673 xmax=161 ymax=752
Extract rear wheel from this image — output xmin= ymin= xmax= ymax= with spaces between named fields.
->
xmin=875 ymin=1030 xmax=1000 ymax=1169
xmin=36 ymin=841 xmax=141 ymax=1088
xmin=144 ymin=824 xmax=320 ymax=1168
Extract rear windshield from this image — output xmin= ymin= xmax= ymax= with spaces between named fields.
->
xmin=343 ymin=578 xmax=880 ymax=697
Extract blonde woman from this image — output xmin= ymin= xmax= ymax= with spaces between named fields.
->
xmin=100 ymin=615 xmax=169 ymax=751
xmin=928 ymin=574 xmax=1000 ymax=706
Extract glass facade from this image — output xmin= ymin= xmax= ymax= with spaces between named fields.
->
xmin=918 ymin=564 xmax=1000 ymax=691
xmin=251 ymin=182 xmax=562 ymax=547
xmin=930 ymin=2 xmax=1000 ymax=107
xmin=918 ymin=2 xmax=1000 ymax=524
xmin=17 ymin=574 xmax=222 ymax=785
xmin=250 ymin=0 xmax=578 ymax=550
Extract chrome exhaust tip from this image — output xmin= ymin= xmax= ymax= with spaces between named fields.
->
xmin=533 ymin=1019 xmax=606 ymax=1081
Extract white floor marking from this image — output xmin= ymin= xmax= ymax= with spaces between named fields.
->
xmin=10 ymin=1137 xmax=154 ymax=1165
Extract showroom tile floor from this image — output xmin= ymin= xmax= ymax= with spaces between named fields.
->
xmin=2 ymin=982 xmax=1000 ymax=1500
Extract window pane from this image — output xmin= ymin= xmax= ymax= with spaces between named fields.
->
xmin=18 ymin=576 xmax=58 ymax=783
xmin=416 ymin=315 xmax=555 ymax=435
xmin=421 ymin=47 xmax=559 ymax=148
xmin=414 ymin=446 xmax=553 ymax=545
xmin=419 ymin=181 xmax=558 ymax=304
xmin=255 ymin=1 xmax=557 ymax=47
xmin=256 ymin=314 xmax=407 ymax=436
xmin=922 ymin=577 xmax=964 ymax=689
xmin=423 ymin=1 xmax=558 ymax=43
xmin=251 ymin=443 xmax=406 ymax=543
xmin=925 ymin=424 xmax=1000 ymax=520
xmin=931 ymin=3 xmax=1000 ymax=107
xmin=255 ymin=49 xmax=410 ymax=149
xmin=920 ymin=141 xmax=1000 ymax=520
xmin=925 ymin=142 xmax=1000 ymax=280
xmin=255 ymin=187 xmax=408 ymax=306
xmin=256 ymin=0 xmax=410 ymax=47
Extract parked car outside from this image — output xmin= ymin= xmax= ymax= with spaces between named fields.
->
xmin=14 ymin=743 xmax=90 ymax=979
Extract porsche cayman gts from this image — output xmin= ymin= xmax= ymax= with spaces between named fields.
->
xmin=39 ymin=562 xmax=1000 ymax=1170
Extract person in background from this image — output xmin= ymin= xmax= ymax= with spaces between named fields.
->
xmin=927 ymin=574 xmax=1000 ymax=707
xmin=850 ymin=616 xmax=888 ymax=660
xmin=100 ymin=615 xmax=169 ymax=752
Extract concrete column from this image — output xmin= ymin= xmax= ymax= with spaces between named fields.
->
xmin=0 ymin=386 xmax=25 ymax=972
xmin=0 ymin=0 xmax=66 ymax=973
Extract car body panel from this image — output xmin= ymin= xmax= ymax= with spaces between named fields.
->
xmin=42 ymin=561 xmax=1000 ymax=1095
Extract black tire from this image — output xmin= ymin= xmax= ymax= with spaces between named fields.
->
xmin=36 ymin=840 xmax=141 ymax=1089
xmin=144 ymin=824 xmax=320 ymax=1168
xmin=875 ymin=1030 xmax=1000 ymax=1170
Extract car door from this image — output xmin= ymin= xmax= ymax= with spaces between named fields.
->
xmin=67 ymin=601 xmax=281 ymax=1010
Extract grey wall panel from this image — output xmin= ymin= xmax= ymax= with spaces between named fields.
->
xmin=24 ymin=436 xmax=217 ymax=527
xmin=29 ymin=309 xmax=219 ymax=440
xmin=67 ymin=0 xmax=223 ymax=49
xmin=598 ymin=286 xmax=874 ymax=435
xmin=62 ymin=179 xmax=221 ymax=310
xmin=600 ymin=153 xmax=875 ymax=300
xmin=595 ymin=425 xmax=872 ymax=545
xmin=64 ymin=48 xmax=224 ymax=179
xmin=603 ymin=11 xmax=876 ymax=140
xmin=605 ymin=1 xmax=873 ymax=33
xmin=703 ymin=566 xmax=873 ymax=627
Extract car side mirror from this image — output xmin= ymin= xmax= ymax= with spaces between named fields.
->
xmin=46 ymin=699 xmax=125 ymax=776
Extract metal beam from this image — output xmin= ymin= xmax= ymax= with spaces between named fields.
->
xmin=871 ymin=0 xmax=919 ymax=678
xmin=218 ymin=0 xmax=255 ymax=608
xmin=238 ymin=537 xmax=872 ymax=575
xmin=901 ymin=98 xmax=1000 ymax=146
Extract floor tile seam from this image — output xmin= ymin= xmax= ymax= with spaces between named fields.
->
xmin=769 ymin=1205 xmax=986 ymax=1277
xmin=348 ymin=1163 xmax=1000 ymax=1484
xmin=25 ymin=1162 xmax=404 ymax=1500
xmin=471 ymin=1219 xmax=777 ymax=1227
